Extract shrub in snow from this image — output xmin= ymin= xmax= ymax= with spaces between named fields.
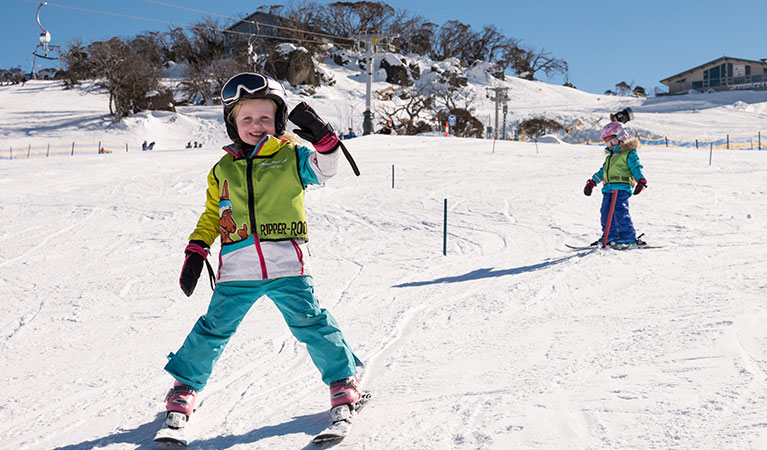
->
xmin=436 ymin=108 xmax=484 ymax=138
xmin=517 ymin=117 xmax=563 ymax=140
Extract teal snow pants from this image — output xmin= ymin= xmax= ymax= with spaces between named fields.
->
xmin=164 ymin=276 xmax=359 ymax=392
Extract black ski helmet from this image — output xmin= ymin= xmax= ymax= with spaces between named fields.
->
xmin=221 ymin=73 xmax=288 ymax=142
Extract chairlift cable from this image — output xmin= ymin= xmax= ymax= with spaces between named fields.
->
xmin=22 ymin=0 xmax=355 ymax=47
xmin=142 ymin=0 xmax=356 ymax=43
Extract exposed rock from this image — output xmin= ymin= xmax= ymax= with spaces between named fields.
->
xmin=442 ymin=71 xmax=468 ymax=88
xmin=140 ymin=89 xmax=175 ymax=112
xmin=408 ymin=62 xmax=421 ymax=80
xmin=379 ymin=54 xmax=411 ymax=86
xmin=265 ymin=45 xmax=319 ymax=86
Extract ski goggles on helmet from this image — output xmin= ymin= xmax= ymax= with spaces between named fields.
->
xmin=221 ymin=73 xmax=278 ymax=106
xmin=604 ymin=137 xmax=620 ymax=148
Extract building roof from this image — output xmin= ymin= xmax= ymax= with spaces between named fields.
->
xmin=660 ymin=56 xmax=767 ymax=84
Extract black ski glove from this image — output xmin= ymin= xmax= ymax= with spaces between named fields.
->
xmin=179 ymin=240 xmax=208 ymax=297
xmin=288 ymin=102 xmax=340 ymax=153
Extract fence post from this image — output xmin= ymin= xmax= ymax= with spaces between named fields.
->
xmin=71 ymin=142 xmax=75 ymax=156
xmin=726 ymin=135 xmax=729 ymax=150
xmin=27 ymin=144 xmax=31 ymax=158
xmin=665 ymin=137 xmax=668 ymax=147
xmin=98 ymin=141 xmax=101 ymax=154
xmin=391 ymin=164 xmax=395 ymax=189
xmin=9 ymin=146 xmax=12 ymax=160
xmin=125 ymin=143 xmax=128 ymax=153
xmin=695 ymin=139 xmax=698 ymax=149
xmin=443 ymin=199 xmax=447 ymax=256
xmin=759 ymin=132 xmax=762 ymax=150
xmin=709 ymin=143 xmax=713 ymax=166
xmin=46 ymin=143 xmax=50 ymax=157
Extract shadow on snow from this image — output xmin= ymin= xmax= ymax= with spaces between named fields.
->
xmin=393 ymin=252 xmax=589 ymax=288
xmin=52 ymin=410 xmax=330 ymax=450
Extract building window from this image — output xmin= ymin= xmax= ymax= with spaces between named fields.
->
xmin=692 ymin=81 xmax=703 ymax=89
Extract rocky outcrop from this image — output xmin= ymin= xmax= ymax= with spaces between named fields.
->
xmin=379 ymin=54 xmax=412 ymax=86
xmin=140 ymin=89 xmax=175 ymax=112
xmin=265 ymin=44 xmax=319 ymax=87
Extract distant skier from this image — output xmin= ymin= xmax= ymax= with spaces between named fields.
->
xmin=160 ymin=72 xmax=363 ymax=438
xmin=583 ymin=121 xmax=647 ymax=246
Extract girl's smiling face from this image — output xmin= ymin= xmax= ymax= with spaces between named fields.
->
xmin=233 ymin=99 xmax=277 ymax=145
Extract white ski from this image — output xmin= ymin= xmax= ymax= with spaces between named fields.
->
xmin=311 ymin=391 xmax=372 ymax=444
xmin=154 ymin=411 xmax=190 ymax=446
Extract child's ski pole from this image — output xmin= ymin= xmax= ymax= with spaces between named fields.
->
xmin=601 ymin=190 xmax=618 ymax=248
xmin=338 ymin=141 xmax=360 ymax=176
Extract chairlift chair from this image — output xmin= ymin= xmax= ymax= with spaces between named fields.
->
xmin=32 ymin=3 xmax=60 ymax=61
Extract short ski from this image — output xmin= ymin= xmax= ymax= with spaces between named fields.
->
xmin=154 ymin=412 xmax=190 ymax=446
xmin=564 ymin=243 xmax=662 ymax=251
xmin=312 ymin=391 xmax=372 ymax=444
xmin=154 ymin=427 xmax=188 ymax=446
xmin=564 ymin=243 xmax=599 ymax=251
xmin=610 ymin=244 xmax=663 ymax=250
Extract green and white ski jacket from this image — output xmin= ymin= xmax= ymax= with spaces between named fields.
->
xmin=189 ymin=135 xmax=340 ymax=282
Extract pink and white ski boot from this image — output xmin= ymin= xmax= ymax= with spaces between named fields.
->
xmin=164 ymin=381 xmax=198 ymax=429
xmin=329 ymin=375 xmax=362 ymax=422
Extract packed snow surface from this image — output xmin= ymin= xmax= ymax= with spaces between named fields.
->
xmin=2 ymin=79 xmax=767 ymax=450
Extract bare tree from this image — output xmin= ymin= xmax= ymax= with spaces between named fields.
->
xmin=83 ymin=37 xmax=164 ymax=120
xmin=377 ymin=83 xmax=435 ymax=134
xmin=0 ymin=67 xmax=25 ymax=84
xmin=60 ymin=38 xmax=90 ymax=87
xmin=270 ymin=0 xmax=328 ymax=51
xmin=432 ymin=82 xmax=476 ymax=112
xmin=429 ymin=20 xmax=475 ymax=63
xmin=321 ymin=1 xmax=396 ymax=37
xmin=390 ymin=15 xmax=434 ymax=55
xmin=615 ymin=81 xmax=631 ymax=96
xmin=174 ymin=18 xmax=248 ymax=104
xmin=510 ymin=45 xmax=567 ymax=81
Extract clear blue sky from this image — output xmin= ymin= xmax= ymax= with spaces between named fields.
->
xmin=3 ymin=0 xmax=766 ymax=95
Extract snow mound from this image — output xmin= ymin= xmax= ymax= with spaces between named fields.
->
xmin=534 ymin=134 xmax=564 ymax=144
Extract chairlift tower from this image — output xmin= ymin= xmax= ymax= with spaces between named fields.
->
xmin=352 ymin=33 xmax=398 ymax=135
xmin=486 ymin=87 xmax=509 ymax=140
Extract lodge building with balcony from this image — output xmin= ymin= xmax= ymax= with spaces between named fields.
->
xmin=660 ymin=56 xmax=767 ymax=95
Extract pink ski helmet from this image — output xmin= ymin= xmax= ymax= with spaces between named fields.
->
xmin=600 ymin=121 xmax=628 ymax=141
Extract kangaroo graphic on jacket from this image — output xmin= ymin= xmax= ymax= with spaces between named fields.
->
xmin=218 ymin=180 xmax=249 ymax=244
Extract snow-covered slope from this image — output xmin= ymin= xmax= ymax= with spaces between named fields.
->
xmin=4 ymin=53 xmax=767 ymax=154
xmin=2 ymin=70 xmax=767 ymax=450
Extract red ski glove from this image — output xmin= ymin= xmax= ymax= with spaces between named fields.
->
xmin=583 ymin=179 xmax=597 ymax=196
xmin=633 ymin=178 xmax=647 ymax=195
